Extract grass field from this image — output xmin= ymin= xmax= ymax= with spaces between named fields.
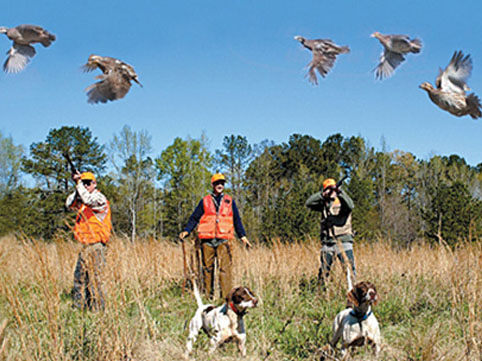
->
xmin=0 ymin=236 xmax=480 ymax=360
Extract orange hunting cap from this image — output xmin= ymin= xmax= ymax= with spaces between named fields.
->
xmin=211 ymin=173 xmax=226 ymax=184
xmin=80 ymin=172 xmax=96 ymax=182
xmin=323 ymin=178 xmax=336 ymax=190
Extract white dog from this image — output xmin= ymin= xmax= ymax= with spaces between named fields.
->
xmin=330 ymin=281 xmax=381 ymax=357
xmin=185 ymin=283 xmax=258 ymax=358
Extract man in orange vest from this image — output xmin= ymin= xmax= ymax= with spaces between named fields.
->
xmin=179 ymin=173 xmax=251 ymax=300
xmin=66 ymin=170 xmax=112 ymax=311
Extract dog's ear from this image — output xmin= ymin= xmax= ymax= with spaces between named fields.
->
xmin=226 ymin=287 xmax=236 ymax=304
xmin=347 ymin=288 xmax=359 ymax=307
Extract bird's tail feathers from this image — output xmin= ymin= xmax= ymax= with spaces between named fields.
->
xmin=339 ymin=46 xmax=350 ymax=54
xmin=467 ymin=93 xmax=482 ymax=119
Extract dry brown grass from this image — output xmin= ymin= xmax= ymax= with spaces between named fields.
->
xmin=0 ymin=235 xmax=480 ymax=360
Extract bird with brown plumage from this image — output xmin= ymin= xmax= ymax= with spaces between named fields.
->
xmin=419 ymin=51 xmax=481 ymax=119
xmin=371 ymin=32 xmax=421 ymax=80
xmin=294 ymin=36 xmax=350 ymax=85
xmin=0 ymin=24 xmax=56 ymax=73
xmin=83 ymin=54 xmax=142 ymax=104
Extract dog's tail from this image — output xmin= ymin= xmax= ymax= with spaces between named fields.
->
xmin=346 ymin=266 xmax=353 ymax=292
xmin=192 ymin=279 xmax=204 ymax=308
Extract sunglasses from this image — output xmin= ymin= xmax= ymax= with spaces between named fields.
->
xmin=82 ymin=180 xmax=93 ymax=186
xmin=213 ymin=181 xmax=225 ymax=186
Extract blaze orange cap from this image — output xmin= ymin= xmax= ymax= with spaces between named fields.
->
xmin=211 ymin=173 xmax=226 ymax=184
xmin=323 ymin=178 xmax=336 ymax=190
xmin=80 ymin=172 xmax=96 ymax=182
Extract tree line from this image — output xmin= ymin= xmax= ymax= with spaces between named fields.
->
xmin=0 ymin=126 xmax=481 ymax=246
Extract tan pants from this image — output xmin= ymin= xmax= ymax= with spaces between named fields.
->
xmin=201 ymin=241 xmax=233 ymax=300
xmin=73 ymin=242 xmax=106 ymax=311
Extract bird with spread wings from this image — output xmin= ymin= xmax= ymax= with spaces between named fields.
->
xmin=0 ymin=24 xmax=56 ymax=73
xmin=419 ymin=51 xmax=481 ymax=119
xmin=83 ymin=54 xmax=142 ymax=104
xmin=371 ymin=32 xmax=422 ymax=80
xmin=294 ymin=36 xmax=350 ymax=85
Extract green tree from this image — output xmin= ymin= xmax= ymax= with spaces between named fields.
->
xmin=155 ymin=135 xmax=212 ymax=237
xmin=424 ymin=181 xmax=477 ymax=244
xmin=0 ymin=131 xmax=24 ymax=193
xmin=21 ymin=126 xmax=106 ymax=239
xmin=214 ymin=135 xmax=252 ymax=211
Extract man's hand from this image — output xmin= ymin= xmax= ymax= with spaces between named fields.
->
xmin=72 ymin=170 xmax=81 ymax=184
xmin=179 ymin=231 xmax=189 ymax=241
xmin=241 ymin=236 xmax=252 ymax=249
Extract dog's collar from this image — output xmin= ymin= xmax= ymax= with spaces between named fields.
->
xmin=350 ymin=309 xmax=372 ymax=321
xmin=229 ymin=302 xmax=246 ymax=316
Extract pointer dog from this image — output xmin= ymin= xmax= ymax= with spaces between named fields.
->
xmin=330 ymin=281 xmax=381 ymax=357
xmin=185 ymin=283 xmax=257 ymax=358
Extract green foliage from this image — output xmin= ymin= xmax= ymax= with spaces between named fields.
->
xmin=424 ymin=181 xmax=479 ymax=244
xmin=0 ymin=130 xmax=24 ymax=193
xmin=18 ymin=126 xmax=106 ymax=239
xmin=1 ymin=127 xmax=481 ymax=245
xmin=155 ymin=135 xmax=212 ymax=237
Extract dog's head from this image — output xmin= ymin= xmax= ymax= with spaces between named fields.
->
xmin=347 ymin=281 xmax=378 ymax=308
xmin=226 ymin=286 xmax=258 ymax=313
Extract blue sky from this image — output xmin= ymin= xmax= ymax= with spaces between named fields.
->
xmin=1 ymin=0 xmax=481 ymax=166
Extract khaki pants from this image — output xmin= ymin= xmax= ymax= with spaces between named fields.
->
xmin=201 ymin=241 xmax=233 ymax=300
xmin=72 ymin=242 xmax=106 ymax=311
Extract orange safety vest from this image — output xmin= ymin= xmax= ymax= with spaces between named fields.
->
xmin=197 ymin=194 xmax=234 ymax=240
xmin=74 ymin=201 xmax=112 ymax=245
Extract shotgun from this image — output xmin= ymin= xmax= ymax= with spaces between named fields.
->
xmin=63 ymin=152 xmax=78 ymax=174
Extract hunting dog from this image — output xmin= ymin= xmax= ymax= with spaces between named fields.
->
xmin=185 ymin=283 xmax=258 ymax=358
xmin=330 ymin=281 xmax=381 ymax=357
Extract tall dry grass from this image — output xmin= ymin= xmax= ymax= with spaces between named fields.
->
xmin=0 ymin=235 xmax=480 ymax=360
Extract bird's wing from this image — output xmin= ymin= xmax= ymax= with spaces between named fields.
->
xmin=307 ymin=51 xmax=335 ymax=83
xmin=111 ymin=71 xmax=133 ymax=99
xmin=85 ymin=70 xmax=132 ymax=104
xmin=3 ymin=43 xmax=36 ymax=73
xmin=86 ymin=75 xmax=117 ymax=104
xmin=374 ymin=49 xmax=405 ymax=79
xmin=438 ymin=51 xmax=472 ymax=93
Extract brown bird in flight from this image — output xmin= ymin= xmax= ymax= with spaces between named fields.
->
xmin=83 ymin=55 xmax=142 ymax=104
xmin=0 ymin=24 xmax=56 ymax=73
xmin=294 ymin=36 xmax=350 ymax=85
xmin=419 ymin=51 xmax=481 ymax=119
xmin=371 ymin=32 xmax=421 ymax=79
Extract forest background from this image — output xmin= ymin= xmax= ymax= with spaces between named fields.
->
xmin=1 ymin=125 xmax=480 ymax=246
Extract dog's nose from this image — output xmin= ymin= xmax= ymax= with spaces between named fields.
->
xmin=253 ymin=298 xmax=258 ymax=306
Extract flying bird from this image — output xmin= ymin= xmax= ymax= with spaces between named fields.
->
xmin=371 ymin=32 xmax=421 ymax=80
xmin=83 ymin=55 xmax=142 ymax=104
xmin=419 ymin=51 xmax=481 ymax=119
xmin=0 ymin=24 xmax=56 ymax=73
xmin=294 ymin=36 xmax=350 ymax=85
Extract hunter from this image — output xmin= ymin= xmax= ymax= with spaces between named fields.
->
xmin=179 ymin=173 xmax=251 ymax=300
xmin=306 ymin=177 xmax=356 ymax=287
xmin=66 ymin=171 xmax=111 ymax=311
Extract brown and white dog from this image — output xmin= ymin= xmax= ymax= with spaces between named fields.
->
xmin=330 ymin=281 xmax=381 ymax=357
xmin=185 ymin=283 xmax=258 ymax=358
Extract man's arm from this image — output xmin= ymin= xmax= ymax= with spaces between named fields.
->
xmin=183 ymin=199 xmax=205 ymax=235
xmin=75 ymin=183 xmax=107 ymax=212
xmin=65 ymin=191 xmax=79 ymax=209
xmin=337 ymin=189 xmax=354 ymax=213
xmin=305 ymin=191 xmax=324 ymax=211
xmin=232 ymin=199 xmax=246 ymax=238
